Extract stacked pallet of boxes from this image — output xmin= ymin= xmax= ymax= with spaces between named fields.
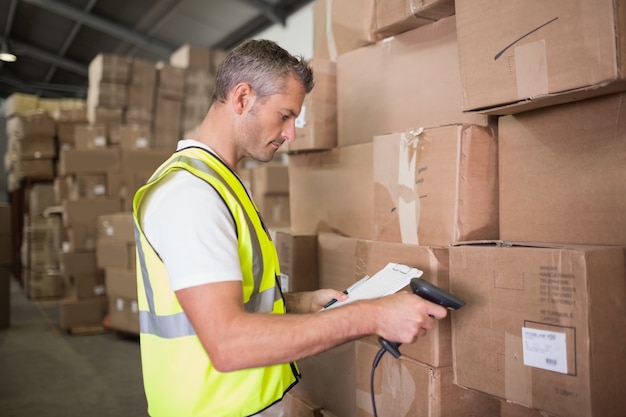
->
xmin=170 ymin=44 xmax=224 ymax=136
xmin=0 ymin=203 xmax=12 ymax=329
xmin=22 ymin=182 xmax=64 ymax=299
xmin=446 ymin=1 xmax=626 ymax=417
xmin=96 ymin=212 xmax=138 ymax=334
xmin=4 ymin=108 xmax=56 ymax=192
xmin=3 ymin=102 xmax=64 ymax=299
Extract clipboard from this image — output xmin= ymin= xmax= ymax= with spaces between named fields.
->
xmin=322 ymin=262 xmax=423 ymax=310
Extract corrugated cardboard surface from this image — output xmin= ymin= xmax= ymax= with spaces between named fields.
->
xmin=355 ymin=339 xmax=500 ymax=417
xmin=450 ymin=242 xmax=626 ymax=417
xmin=289 ymin=143 xmax=374 ymax=239
xmin=499 ymin=92 xmax=626 ymax=246
xmin=275 ymin=230 xmax=319 ymax=293
xmin=337 ymin=15 xmax=489 ymax=148
xmin=290 ymin=59 xmax=337 ymax=153
xmin=292 ymin=342 xmax=357 ymax=417
xmin=373 ymin=124 xmax=498 ymax=247
xmin=318 ymin=232 xmax=453 ymax=367
xmin=456 ymin=0 xmax=626 ymax=114
xmin=97 ymin=212 xmax=135 ymax=242
xmin=313 ymin=0 xmax=376 ymax=61
xmin=374 ymin=0 xmax=455 ymax=39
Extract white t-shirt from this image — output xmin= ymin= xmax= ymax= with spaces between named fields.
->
xmin=141 ymin=139 xmax=243 ymax=291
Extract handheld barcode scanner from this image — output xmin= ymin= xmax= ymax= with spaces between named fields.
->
xmin=378 ymin=277 xmax=465 ymax=358
xmin=371 ymin=278 xmax=465 ymax=417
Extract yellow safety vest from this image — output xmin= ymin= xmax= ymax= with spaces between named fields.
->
xmin=132 ymin=146 xmax=300 ymax=417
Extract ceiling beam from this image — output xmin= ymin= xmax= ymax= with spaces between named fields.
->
xmin=7 ymin=38 xmax=88 ymax=76
xmin=236 ymin=0 xmax=287 ymax=26
xmin=22 ymin=0 xmax=174 ymax=58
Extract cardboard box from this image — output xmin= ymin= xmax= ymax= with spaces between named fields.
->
xmin=449 ymin=242 xmax=626 ymax=417
xmin=290 ymin=59 xmax=337 ymax=153
xmin=87 ymin=81 xmax=128 ymax=108
xmin=97 ymin=212 xmax=135 ymax=241
xmin=129 ymin=57 xmax=157 ymax=86
xmin=23 ymin=269 xmax=64 ymax=299
xmin=126 ymin=84 xmax=156 ymax=122
xmin=169 ymin=43 xmax=211 ymax=70
xmin=274 ymin=230 xmax=318 ymax=292
xmin=499 ymin=92 xmax=626 ymax=245
xmin=89 ymin=53 xmax=130 ymax=84
xmin=256 ymin=194 xmax=290 ymax=229
xmin=156 ymin=63 xmax=186 ymax=100
xmin=313 ymin=0 xmax=376 ymax=61
xmin=500 ymin=400 xmax=558 ymax=417
xmin=63 ymin=224 xmax=98 ymax=252
xmin=73 ymin=124 xmax=108 ymax=149
xmin=455 ymin=0 xmax=626 ymax=114
xmin=6 ymin=111 xmax=56 ymax=140
xmin=59 ymin=251 xmax=105 ymax=300
xmin=10 ymin=134 xmax=56 ymax=159
xmin=62 ymin=198 xmax=121 ymax=227
xmin=318 ymin=232 xmax=452 ymax=367
xmin=105 ymin=267 xmax=137 ymax=299
xmin=289 ymin=143 xmax=374 ymax=239
xmin=356 ymin=339 xmax=500 ymax=417
xmin=337 ymin=15 xmax=489 ymax=148
xmin=58 ymin=148 xmax=121 ymax=175
xmin=374 ymin=124 xmax=498 ymax=246
xmin=64 ymin=269 xmax=106 ymax=300
xmin=64 ymin=174 xmax=108 ymax=200
xmin=4 ymin=92 xmax=39 ymax=117
xmin=293 ymin=342 xmax=357 ymax=417
xmin=283 ymin=391 xmax=323 ymax=417
xmin=250 ymin=163 xmax=289 ymax=196
xmin=108 ymin=296 xmax=139 ymax=334
xmin=58 ymin=296 xmax=108 ymax=329
xmin=119 ymin=123 xmax=152 ymax=150
xmin=11 ymin=159 xmax=55 ymax=179
xmin=120 ymin=149 xmax=169 ymax=173
xmin=96 ymin=239 xmax=135 ymax=270
xmin=374 ymin=0 xmax=455 ymax=39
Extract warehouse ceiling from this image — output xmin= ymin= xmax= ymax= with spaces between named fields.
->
xmin=0 ymin=0 xmax=313 ymax=100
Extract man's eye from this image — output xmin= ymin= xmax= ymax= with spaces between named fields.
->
xmin=281 ymin=114 xmax=290 ymax=121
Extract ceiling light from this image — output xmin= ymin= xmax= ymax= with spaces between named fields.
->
xmin=0 ymin=42 xmax=17 ymax=62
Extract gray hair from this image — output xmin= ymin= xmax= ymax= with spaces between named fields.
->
xmin=211 ymin=39 xmax=314 ymax=105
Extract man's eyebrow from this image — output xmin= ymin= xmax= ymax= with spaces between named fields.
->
xmin=284 ymin=108 xmax=297 ymax=117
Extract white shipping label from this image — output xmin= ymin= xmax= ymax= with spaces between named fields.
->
xmin=522 ymin=327 xmax=568 ymax=374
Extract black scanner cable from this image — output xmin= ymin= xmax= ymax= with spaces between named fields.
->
xmin=369 ymin=277 xmax=465 ymax=416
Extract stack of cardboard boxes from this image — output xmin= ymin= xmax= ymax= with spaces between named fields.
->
xmin=272 ymin=0 xmax=626 ymax=416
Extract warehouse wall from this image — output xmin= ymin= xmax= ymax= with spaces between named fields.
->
xmin=254 ymin=2 xmax=314 ymax=58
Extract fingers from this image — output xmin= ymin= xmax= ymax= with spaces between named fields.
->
xmin=426 ymin=303 xmax=448 ymax=320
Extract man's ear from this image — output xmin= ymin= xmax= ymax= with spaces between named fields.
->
xmin=231 ymin=82 xmax=255 ymax=115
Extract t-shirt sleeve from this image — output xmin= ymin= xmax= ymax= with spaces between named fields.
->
xmin=141 ymin=170 xmax=244 ymax=291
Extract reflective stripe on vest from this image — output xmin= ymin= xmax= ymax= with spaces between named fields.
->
xmin=135 ymin=153 xmax=281 ymax=339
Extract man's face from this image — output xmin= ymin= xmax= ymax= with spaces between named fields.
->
xmin=238 ymin=75 xmax=306 ymax=162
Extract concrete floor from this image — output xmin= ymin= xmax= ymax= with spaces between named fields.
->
xmin=0 ymin=277 xmax=149 ymax=417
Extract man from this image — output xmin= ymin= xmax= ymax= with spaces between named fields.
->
xmin=132 ymin=39 xmax=447 ymax=417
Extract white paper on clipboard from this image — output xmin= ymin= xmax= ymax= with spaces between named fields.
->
xmin=323 ymin=262 xmax=423 ymax=310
